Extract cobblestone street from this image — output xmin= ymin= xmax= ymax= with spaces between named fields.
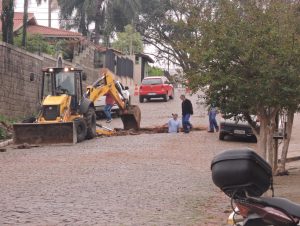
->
xmin=1 ymin=89 xmax=299 ymax=225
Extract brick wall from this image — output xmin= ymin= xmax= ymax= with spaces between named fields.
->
xmin=0 ymin=41 xmax=133 ymax=120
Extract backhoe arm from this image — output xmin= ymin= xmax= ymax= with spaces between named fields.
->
xmin=86 ymin=68 xmax=141 ymax=130
xmin=86 ymin=68 xmax=126 ymax=110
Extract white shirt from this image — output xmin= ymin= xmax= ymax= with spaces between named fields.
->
xmin=168 ymin=118 xmax=180 ymax=133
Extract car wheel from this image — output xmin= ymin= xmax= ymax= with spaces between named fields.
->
xmin=163 ymin=94 xmax=168 ymax=102
xmin=139 ymin=96 xmax=144 ymax=103
xmin=219 ymin=132 xmax=225 ymax=140
xmin=169 ymin=89 xmax=174 ymax=99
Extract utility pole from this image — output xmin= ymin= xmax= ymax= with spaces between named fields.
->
xmin=48 ymin=0 xmax=52 ymax=27
xmin=129 ymin=20 xmax=134 ymax=56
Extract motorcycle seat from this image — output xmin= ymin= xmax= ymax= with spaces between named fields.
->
xmin=260 ymin=197 xmax=300 ymax=218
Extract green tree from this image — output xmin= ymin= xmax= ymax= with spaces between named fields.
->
xmin=148 ymin=66 xmax=164 ymax=77
xmin=137 ymin=0 xmax=300 ymax=172
xmin=1 ymin=0 xmax=14 ymax=44
xmin=14 ymin=34 xmax=56 ymax=55
xmin=112 ymin=24 xmax=143 ymax=54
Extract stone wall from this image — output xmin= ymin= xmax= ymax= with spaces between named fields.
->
xmin=0 ymin=41 xmax=133 ymax=120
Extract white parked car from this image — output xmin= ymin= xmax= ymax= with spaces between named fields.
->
xmin=94 ymin=81 xmax=131 ymax=118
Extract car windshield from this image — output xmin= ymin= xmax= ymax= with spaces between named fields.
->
xmin=142 ymin=78 xmax=162 ymax=85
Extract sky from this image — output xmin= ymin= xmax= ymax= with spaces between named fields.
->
xmin=15 ymin=0 xmax=59 ymax=28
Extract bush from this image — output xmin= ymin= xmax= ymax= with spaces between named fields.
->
xmin=0 ymin=127 xmax=5 ymax=140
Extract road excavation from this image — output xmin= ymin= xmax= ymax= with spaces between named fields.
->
xmin=13 ymin=67 xmax=141 ymax=145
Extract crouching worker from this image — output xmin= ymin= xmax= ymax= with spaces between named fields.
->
xmin=167 ymin=113 xmax=180 ymax=133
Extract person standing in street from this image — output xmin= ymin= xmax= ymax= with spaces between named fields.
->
xmin=180 ymin=94 xmax=193 ymax=133
xmin=208 ymin=103 xmax=219 ymax=132
xmin=167 ymin=113 xmax=181 ymax=133
xmin=104 ymin=92 xmax=115 ymax=123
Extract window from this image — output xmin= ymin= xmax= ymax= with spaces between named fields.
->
xmin=43 ymin=72 xmax=52 ymax=98
xmin=56 ymin=72 xmax=75 ymax=95
xmin=142 ymin=78 xmax=162 ymax=85
xmin=94 ymin=52 xmax=105 ymax=68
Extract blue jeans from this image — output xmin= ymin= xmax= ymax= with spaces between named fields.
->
xmin=182 ymin=114 xmax=192 ymax=133
xmin=104 ymin=104 xmax=113 ymax=120
xmin=209 ymin=116 xmax=219 ymax=132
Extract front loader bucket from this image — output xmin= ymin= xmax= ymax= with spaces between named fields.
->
xmin=13 ymin=122 xmax=76 ymax=145
xmin=120 ymin=105 xmax=141 ymax=130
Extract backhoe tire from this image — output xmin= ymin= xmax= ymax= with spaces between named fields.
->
xmin=74 ymin=118 xmax=87 ymax=142
xmin=85 ymin=108 xmax=97 ymax=139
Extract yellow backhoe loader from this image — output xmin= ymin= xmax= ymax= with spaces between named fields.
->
xmin=13 ymin=67 xmax=141 ymax=145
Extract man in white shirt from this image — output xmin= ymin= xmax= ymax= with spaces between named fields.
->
xmin=168 ymin=113 xmax=180 ymax=133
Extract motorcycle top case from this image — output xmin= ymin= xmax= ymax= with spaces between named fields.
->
xmin=211 ymin=148 xmax=272 ymax=197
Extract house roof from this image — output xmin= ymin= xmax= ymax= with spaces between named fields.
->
xmin=27 ymin=25 xmax=82 ymax=38
xmin=136 ymin=53 xmax=154 ymax=63
xmin=0 ymin=10 xmax=82 ymax=39
xmin=0 ymin=12 xmax=37 ymax=33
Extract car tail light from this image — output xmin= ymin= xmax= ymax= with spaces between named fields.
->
xmin=140 ymin=86 xmax=143 ymax=90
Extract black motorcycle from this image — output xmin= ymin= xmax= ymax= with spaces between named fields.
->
xmin=211 ymin=148 xmax=300 ymax=226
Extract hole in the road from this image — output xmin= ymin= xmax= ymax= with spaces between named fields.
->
xmin=112 ymin=125 xmax=207 ymax=136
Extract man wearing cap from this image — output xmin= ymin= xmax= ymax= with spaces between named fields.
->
xmin=167 ymin=113 xmax=180 ymax=133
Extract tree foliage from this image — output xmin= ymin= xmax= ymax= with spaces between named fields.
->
xmin=112 ymin=24 xmax=143 ymax=54
xmin=14 ymin=34 xmax=56 ymax=55
xmin=137 ymin=0 xmax=300 ymax=171
xmin=148 ymin=66 xmax=164 ymax=77
xmin=57 ymin=0 xmax=140 ymax=44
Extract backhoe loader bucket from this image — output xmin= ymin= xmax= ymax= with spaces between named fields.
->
xmin=120 ymin=105 xmax=141 ymax=130
xmin=13 ymin=122 xmax=76 ymax=145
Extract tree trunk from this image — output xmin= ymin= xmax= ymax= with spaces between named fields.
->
xmin=79 ymin=10 xmax=88 ymax=36
xmin=22 ymin=0 xmax=29 ymax=47
xmin=1 ymin=0 xmax=14 ymax=44
xmin=267 ymin=115 xmax=276 ymax=170
xmin=257 ymin=114 xmax=268 ymax=159
xmin=276 ymin=110 xmax=294 ymax=176
xmin=94 ymin=0 xmax=104 ymax=44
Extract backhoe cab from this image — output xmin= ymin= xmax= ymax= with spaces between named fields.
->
xmin=13 ymin=67 xmax=141 ymax=145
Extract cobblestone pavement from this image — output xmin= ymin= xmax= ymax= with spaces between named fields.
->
xmin=1 ymin=89 xmax=299 ymax=225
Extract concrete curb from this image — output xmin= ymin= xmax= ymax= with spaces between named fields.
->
xmin=0 ymin=139 xmax=13 ymax=148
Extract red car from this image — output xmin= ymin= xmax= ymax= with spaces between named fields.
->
xmin=139 ymin=76 xmax=174 ymax=103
